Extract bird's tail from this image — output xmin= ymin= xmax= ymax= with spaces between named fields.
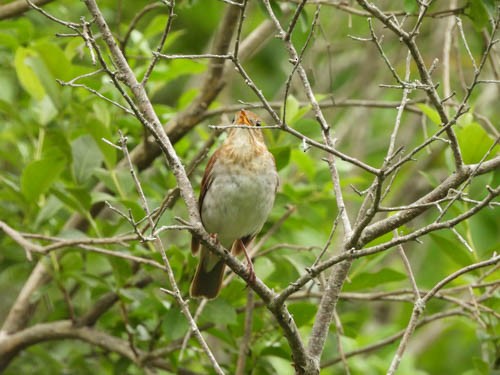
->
xmin=190 ymin=246 xmax=226 ymax=299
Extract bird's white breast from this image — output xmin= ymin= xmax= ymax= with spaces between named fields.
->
xmin=201 ymin=150 xmax=278 ymax=248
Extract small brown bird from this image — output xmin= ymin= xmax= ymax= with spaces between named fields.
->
xmin=190 ymin=110 xmax=279 ymax=299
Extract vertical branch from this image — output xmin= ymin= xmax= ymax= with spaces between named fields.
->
xmin=141 ymin=0 xmax=176 ymax=86
xmin=179 ymin=299 xmax=208 ymax=361
xmin=386 ymin=302 xmax=424 ymax=375
xmin=442 ymin=0 xmax=457 ymax=116
xmin=397 ymin=240 xmax=420 ymax=300
xmin=232 ymin=0 xmax=247 ymax=59
xmin=385 ymin=51 xmax=412 ymax=163
xmin=118 ymin=134 xmax=224 ymax=374
xmin=332 ymin=311 xmax=351 ymax=375
xmin=235 ymin=289 xmax=254 ymax=375
xmin=283 ymin=5 xmax=320 ymax=127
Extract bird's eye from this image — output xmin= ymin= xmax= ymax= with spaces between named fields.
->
xmin=255 ymin=120 xmax=261 ymax=127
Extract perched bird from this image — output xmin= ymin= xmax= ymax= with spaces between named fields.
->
xmin=190 ymin=110 xmax=279 ymax=299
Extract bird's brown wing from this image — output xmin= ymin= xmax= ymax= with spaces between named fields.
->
xmin=191 ymin=148 xmax=220 ymax=255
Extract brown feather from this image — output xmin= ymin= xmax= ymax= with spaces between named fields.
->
xmin=190 ymin=246 xmax=226 ymax=299
xmin=198 ymin=148 xmax=219 ymax=217
xmin=191 ymin=236 xmax=200 ymax=255
xmin=233 ymin=235 xmax=254 ymax=255
xmin=190 ymin=148 xmax=219 ymax=255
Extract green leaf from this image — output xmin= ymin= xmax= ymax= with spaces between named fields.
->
xmin=118 ymin=199 xmax=146 ymax=222
xmin=130 ymin=30 xmax=152 ymax=55
xmin=51 ymin=186 xmax=91 ymax=214
xmin=0 ymin=18 xmax=34 ymax=47
xmin=291 ymin=149 xmax=316 ymax=180
xmin=269 ymin=0 xmax=283 ymax=17
xmin=145 ymin=20 xmax=184 ymax=50
xmin=260 ymin=345 xmax=290 ymax=360
xmin=416 ymin=103 xmax=441 ymax=125
xmin=86 ymin=106 xmax=117 ymax=168
xmin=284 ymin=95 xmax=300 ymax=125
xmin=17 ymin=46 xmax=61 ymax=106
xmin=467 ymin=0 xmax=492 ymax=30
xmin=149 ymin=59 xmax=205 ymax=85
xmin=294 ymin=118 xmax=321 ymax=139
xmin=177 ymin=88 xmax=198 ymax=110
xmin=456 ymin=121 xmax=499 ymax=164
xmin=255 ymin=256 xmax=275 ymax=280
xmin=32 ymin=41 xmax=74 ymax=82
xmin=0 ymin=175 xmax=25 ymax=205
xmin=202 ymin=299 xmax=237 ymax=326
xmin=345 ymin=268 xmax=407 ymax=291
xmin=70 ymin=272 xmax=107 ymax=289
xmin=60 ymin=252 xmax=84 ymax=276
xmin=288 ymin=302 xmax=316 ymax=327
xmin=472 ymin=357 xmax=490 ymax=375
xmin=429 ymin=233 xmax=474 ymax=268
xmin=109 ymin=257 xmax=132 ymax=287
xmin=162 ymin=307 xmax=189 ymax=341
xmin=42 ymin=127 xmax=72 ymax=161
xmin=403 ymin=0 xmax=419 ymax=13
xmin=34 ymin=195 xmax=63 ymax=228
xmin=265 ymin=356 xmax=295 ymax=375
xmin=299 ymin=7 xmax=309 ymax=32
xmin=292 ymin=105 xmax=312 ymax=124
xmin=0 ymin=70 xmax=17 ymax=104
xmin=71 ymin=135 xmax=104 ymax=184
xmin=0 ymin=33 xmax=19 ymax=50
xmin=270 ymin=146 xmax=291 ymax=171
xmin=14 ymin=47 xmax=59 ymax=125
xmin=93 ymin=168 xmax=132 ymax=196
xmin=282 ymin=96 xmax=311 ymax=126
xmin=21 ymin=157 xmax=66 ymax=202
xmin=15 ymin=47 xmax=46 ymax=101
xmin=33 ymin=95 xmax=58 ymax=126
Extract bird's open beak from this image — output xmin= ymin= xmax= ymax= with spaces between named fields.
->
xmin=237 ymin=110 xmax=251 ymax=126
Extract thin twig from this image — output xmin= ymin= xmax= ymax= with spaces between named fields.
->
xmin=142 ymin=0 xmax=176 ymax=86
xmin=387 ymin=255 xmax=499 ymax=374
xmin=235 ymin=289 xmax=254 ymax=375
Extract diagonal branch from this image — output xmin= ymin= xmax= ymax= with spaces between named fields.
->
xmin=0 ymin=320 xmax=178 ymax=372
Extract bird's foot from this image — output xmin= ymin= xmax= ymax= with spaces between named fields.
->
xmin=245 ymin=259 xmax=256 ymax=284
xmin=240 ymin=243 xmax=256 ymax=284
xmin=209 ymin=233 xmax=219 ymax=245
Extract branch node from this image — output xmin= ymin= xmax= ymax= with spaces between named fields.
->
xmin=414 ymin=298 xmax=426 ymax=314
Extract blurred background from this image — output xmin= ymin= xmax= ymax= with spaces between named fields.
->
xmin=0 ymin=0 xmax=498 ymax=374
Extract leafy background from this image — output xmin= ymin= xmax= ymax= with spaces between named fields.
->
xmin=0 ymin=0 xmax=498 ymax=374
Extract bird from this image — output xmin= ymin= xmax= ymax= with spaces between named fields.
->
xmin=190 ymin=109 xmax=279 ymax=299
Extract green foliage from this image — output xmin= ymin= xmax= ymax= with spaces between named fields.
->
xmin=416 ymin=103 xmax=441 ymax=125
xmin=466 ymin=0 xmax=496 ymax=30
xmin=456 ymin=119 xmax=499 ymax=164
xmin=0 ymin=1 xmax=498 ymax=375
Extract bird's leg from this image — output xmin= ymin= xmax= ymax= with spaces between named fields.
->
xmin=209 ymin=233 xmax=219 ymax=244
xmin=239 ymin=241 xmax=256 ymax=284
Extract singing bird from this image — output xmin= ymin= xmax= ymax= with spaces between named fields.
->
xmin=190 ymin=110 xmax=278 ymax=299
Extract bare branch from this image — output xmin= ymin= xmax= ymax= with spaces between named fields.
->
xmin=235 ymin=289 xmax=255 ymax=375
xmin=387 ymin=255 xmax=499 ymax=374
